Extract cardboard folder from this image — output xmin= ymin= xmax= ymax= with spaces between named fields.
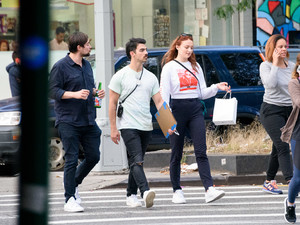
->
xmin=154 ymin=102 xmax=177 ymax=138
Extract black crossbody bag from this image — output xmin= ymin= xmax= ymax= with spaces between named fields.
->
xmin=117 ymin=68 xmax=143 ymax=118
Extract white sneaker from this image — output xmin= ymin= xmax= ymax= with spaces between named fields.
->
xmin=205 ymin=186 xmax=225 ymax=203
xmin=126 ymin=195 xmax=142 ymax=207
xmin=64 ymin=197 xmax=84 ymax=212
xmin=75 ymin=187 xmax=82 ymax=204
xmin=143 ymin=190 xmax=155 ymax=208
xmin=172 ymin=189 xmax=186 ymax=204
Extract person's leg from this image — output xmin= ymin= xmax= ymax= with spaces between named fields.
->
xmin=58 ymin=123 xmax=81 ymax=202
xmin=260 ymin=103 xmax=293 ymax=182
xmin=75 ymin=124 xmax=101 ymax=186
xmin=266 ymin=144 xmax=279 ymax=181
xmin=284 ymin=139 xmax=299 ymax=223
xmin=169 ymin=99 xmax=188 ymax=192
xmin=121 ymin=129 xmax=150 ymax=197
xmin=288 ymin=140 xmax=300 ymax=204
xmin=188 ymin=101 xmax=213 ymax=191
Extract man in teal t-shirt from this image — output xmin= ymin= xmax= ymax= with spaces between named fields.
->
xmin=108 ymin=38 xmax=173 ymax=208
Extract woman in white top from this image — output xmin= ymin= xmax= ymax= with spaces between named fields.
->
xmin=160 ymin=33 xmax=230 ymax=204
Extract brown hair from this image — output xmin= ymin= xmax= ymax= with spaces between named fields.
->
xmin=161 ymin=34 xmax=198 ymax=72
xmin=68 ymin=32 xmax=89 ymax=53
xmin=292 ymin=53 xmax=300 ymax=79
xmin=265 ymin=34 xmax=289 ymax=62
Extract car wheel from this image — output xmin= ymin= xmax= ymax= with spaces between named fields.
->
xmin=49 ymin=137 xmax=65 ymax=171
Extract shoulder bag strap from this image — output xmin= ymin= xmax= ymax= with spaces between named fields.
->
xmin=173 ymin=59 xmax=200 ymax=84
xmin=120 ymin=67 xmax=144 ymax=104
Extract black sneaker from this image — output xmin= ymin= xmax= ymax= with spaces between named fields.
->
xmin=284 ymin=197 xmax=296 ymax=224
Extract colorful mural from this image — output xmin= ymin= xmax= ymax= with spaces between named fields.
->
xmin=257 ymin=0 xmax=300 ymax=46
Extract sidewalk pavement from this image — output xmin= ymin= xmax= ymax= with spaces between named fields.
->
xmin=49 ymin=167 xmax=286 ymax=193
xmin=0 ymin=167 xmax=286 ymax=195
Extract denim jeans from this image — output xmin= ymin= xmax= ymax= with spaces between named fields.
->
xmin=58 ymin=123 xmax=101 ymax=202
xmin=260 ymin=102 xmax=293 ymax=182
xmin=169 ymin=98 xmax=213 ymax=191
xmin=120 ymin=129 xmax=151 ymax=198
xmin=288 ymin=140 xmax=300 ymax=204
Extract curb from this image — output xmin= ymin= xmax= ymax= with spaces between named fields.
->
xmin=104 ymin=173 xmax=286 ymax=189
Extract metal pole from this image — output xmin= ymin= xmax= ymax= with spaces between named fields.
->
xmin=18 ymin=0 xmax=49 ymax=224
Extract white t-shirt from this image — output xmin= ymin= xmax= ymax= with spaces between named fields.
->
xmin=109 ymin=65 xmax=160 ymax=131
xmin=160 ymin=60 xmax=218 ymax=106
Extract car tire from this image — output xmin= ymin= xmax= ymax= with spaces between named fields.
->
xmin=49 ymin=137 xmax=65 ymax=171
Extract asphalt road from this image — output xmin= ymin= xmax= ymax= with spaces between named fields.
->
xmin=0 ymin=185 xmax=294 ymax=225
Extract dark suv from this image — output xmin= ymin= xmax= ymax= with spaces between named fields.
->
xmin=0 ymin=46 xmax=265 ymax=173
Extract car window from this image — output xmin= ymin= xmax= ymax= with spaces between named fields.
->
xmin=220 ymin=53 xmax=263 ymax=86
xmin=196 ymin=54 xmax=220 ymax=87
xmin=116 ymin=56 xmax=162 ymax=81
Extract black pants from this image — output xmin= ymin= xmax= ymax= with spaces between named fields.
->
xmin=260 ymin=102 xmax=293 ymax=182
xmin=120 ymin=129 xmax=151 ymax=198
xmin=169 ymin=98 xmax=213 ymax=191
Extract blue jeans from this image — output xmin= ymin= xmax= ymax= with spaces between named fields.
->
xmin=120 ymin=129 xmax=151 ymax=198
xmin=58 ymin=123 xmax=101 ymax=202
xmin=169 ymin=98 xmax=213 ymax=191
xmin=288 ymin=140 xmax=300 ymax=204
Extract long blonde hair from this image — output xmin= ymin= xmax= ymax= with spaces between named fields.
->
xmin=292 ymin=53 xmax=300 ymax=79
xmin=161 ymin=34 xmax=199 ymax=72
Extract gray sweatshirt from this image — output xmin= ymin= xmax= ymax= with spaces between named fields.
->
xmin=259 ymin=61 xmax=295 ymax=107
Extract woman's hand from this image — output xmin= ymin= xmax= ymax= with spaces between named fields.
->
xmin=217 ymin=82 xmax=231 ymax=92
xmin=272 ymin=48 xmax=281 ymax=65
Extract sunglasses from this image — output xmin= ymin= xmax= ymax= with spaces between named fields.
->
xmin=176 ymin=33 xmax=193 ymax=41
xmin=180 ymin=33 xmax=192 ymax=37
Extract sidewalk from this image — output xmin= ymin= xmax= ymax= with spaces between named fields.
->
xmin=49 ymin=167 xmax=286 ymax=193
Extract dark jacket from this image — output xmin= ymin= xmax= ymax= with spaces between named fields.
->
xmin=6 ymin=62 xmax=21 ymax=97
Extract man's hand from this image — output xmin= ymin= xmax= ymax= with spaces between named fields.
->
xmin=75 ymin=89 xmax=90 ymax=100
xmin=97 ymin=89 xmax=105 ymax=99
xmin=111 ymin=128 xmax=121 ymax=144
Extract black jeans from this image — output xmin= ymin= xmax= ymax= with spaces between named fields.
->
xmin=58 ymin=123 xmax=101 ymax=202
xmin=169 ymin=98 xmax=213 ymax=191
xmin=120 ymin=129 xmax=151 ymax=198
xmin=260 ymin=102 xmax=293 ymax=182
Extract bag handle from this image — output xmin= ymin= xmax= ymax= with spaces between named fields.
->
xmin=223 ymin=91 xmax=232 ymax=99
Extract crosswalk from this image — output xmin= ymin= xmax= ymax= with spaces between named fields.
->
xmin=0 ymin=185 xmax=294 ymax=225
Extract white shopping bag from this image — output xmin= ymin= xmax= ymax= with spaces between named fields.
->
xmin=212 ymin=92 xmax=238 ymax=125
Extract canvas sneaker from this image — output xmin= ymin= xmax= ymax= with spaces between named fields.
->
xmin=172 ymin=189 xmax=186 ymax=204
xmin=262 ymin=180 xmax=283 ymax=194
xmin=126 ymin=195 xmax=142 ymax=207
xmin=205 ymin=186 xmax=225 ymax=203
xmin=64 ymin=197 xmax=84 ymax=212
xmin=143 ymin=190 xmax=155 ymax=208
xmin=75 ymin=187 xmax=82 ymax=204
xmin=284 ymin=197 xmax=296 ymax=224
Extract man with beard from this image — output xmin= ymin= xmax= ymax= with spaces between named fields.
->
xmin=108 ymin=38 xmax=174 ymax=208
xmin=50 ymin=32 xmax=105 ymax=212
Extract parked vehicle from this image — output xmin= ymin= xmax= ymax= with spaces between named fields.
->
xmin=0 ymin=46 xmax=265 ymax=173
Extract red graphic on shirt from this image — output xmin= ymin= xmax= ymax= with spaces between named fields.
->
xmin=177 ymin=68 xmax=198 ymax=91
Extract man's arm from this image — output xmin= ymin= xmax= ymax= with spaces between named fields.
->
xmin=152 ymin=92 xmax=164 ymax=110
xmin=108 ymin=89 xmax=121 ymax=144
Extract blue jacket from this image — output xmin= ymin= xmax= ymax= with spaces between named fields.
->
xmin=6 ymin=62 xmax=21 ymax=97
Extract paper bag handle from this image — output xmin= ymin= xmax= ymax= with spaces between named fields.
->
xmin=223 ymin=91 xmax=232 ymax=99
